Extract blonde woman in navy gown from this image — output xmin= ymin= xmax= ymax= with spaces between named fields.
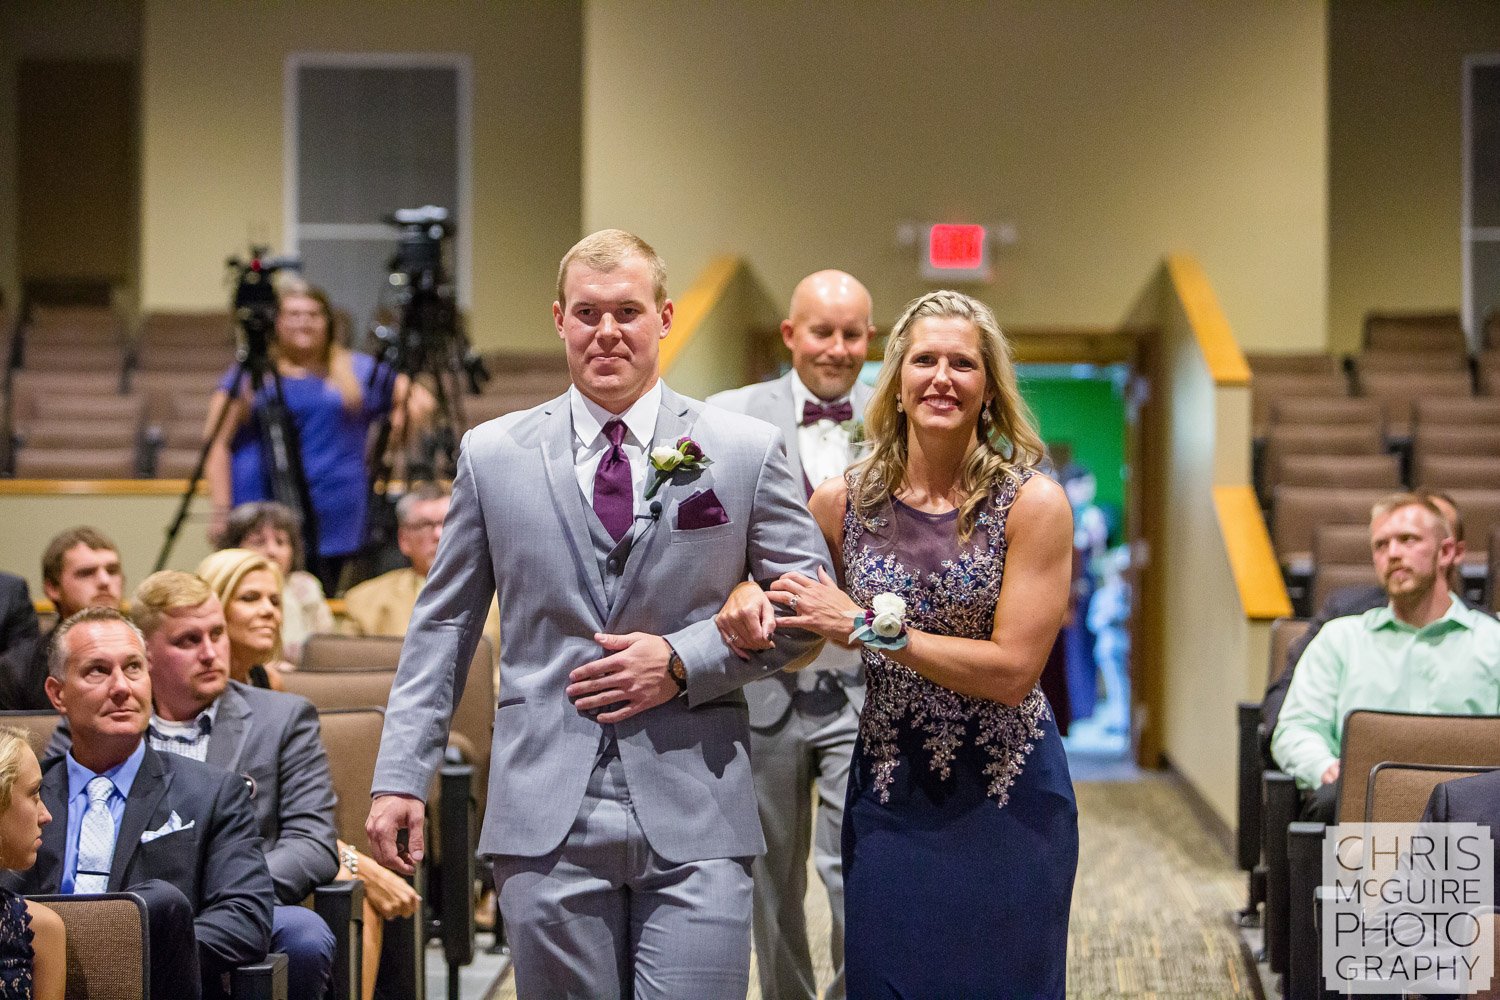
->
xmin=718 ymin=291 xmax=1077 ymax=998
xmin=0 ymin=728 xmax=63 ymax=1000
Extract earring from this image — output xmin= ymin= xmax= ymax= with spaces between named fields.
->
xmin=896 ymin=399 xmax=904 ymax=413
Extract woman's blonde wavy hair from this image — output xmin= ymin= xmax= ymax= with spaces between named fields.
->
xmin=850 ymin=290 xmax=1044 ymax=539
xmin=0 ymin=726 xmax=32 ymax=812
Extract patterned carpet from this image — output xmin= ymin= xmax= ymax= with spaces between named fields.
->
xmin=487 ymin=772 xmax=1255 ymax=999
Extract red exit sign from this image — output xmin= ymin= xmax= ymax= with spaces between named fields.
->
xmin=928 ymin=224 xmax=986 ymax=269
xmin=923 ymin=224 xmax=989 ymax=282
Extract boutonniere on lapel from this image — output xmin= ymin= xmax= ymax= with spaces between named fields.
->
xmin=645 ymin=436 xmax=713 ymax=500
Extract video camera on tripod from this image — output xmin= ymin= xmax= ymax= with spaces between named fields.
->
xmin=226 ymin=248 xmax=302 ymax=377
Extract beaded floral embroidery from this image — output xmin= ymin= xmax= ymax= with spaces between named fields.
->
xmin=843 ymin=468 xmax=1049 ymax=807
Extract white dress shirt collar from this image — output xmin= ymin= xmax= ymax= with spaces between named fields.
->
xmin=570 ymin=381 xmax=662 ymax=451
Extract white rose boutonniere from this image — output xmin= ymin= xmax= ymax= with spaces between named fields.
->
xmin=645 ymin=436 xmax=712 ymax=499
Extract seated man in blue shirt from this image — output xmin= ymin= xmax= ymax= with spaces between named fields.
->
xmin=1 ymin=607 xmax=273 ymax=1000
xmin=1273 ymin=492 xmax=1500 ymax=823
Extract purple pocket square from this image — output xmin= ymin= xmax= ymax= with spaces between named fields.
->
xmin=676 ymin=489 xmax=729 ymax=530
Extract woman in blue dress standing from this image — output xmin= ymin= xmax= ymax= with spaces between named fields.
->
xmin=721 ymin=290 xmax=1077 ymax=998
xmin=205 ymin=279 xmax=429 ymax=593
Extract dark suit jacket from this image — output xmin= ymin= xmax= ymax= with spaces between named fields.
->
xmin=48 ymin=681 xmax=339 ymax=904
xmin=0 ymin=573 xmax=38 ymax=658
xmin=1422 ymin=768 xmax=1500 ymax=903
xmin=1262 ymin=586 xmax=1491 ymax=743
xmin=1 ymin=744 xmax=274 ymax=972
xmin=0 ymin=622 xmax=54 ymax=712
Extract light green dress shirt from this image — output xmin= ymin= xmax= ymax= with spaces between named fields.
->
xmin=1271 ymin=595 xmax=1500 ymax=789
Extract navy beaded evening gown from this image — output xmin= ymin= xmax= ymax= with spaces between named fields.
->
xmin=841 ymin=469 xmax=1078 ymax=999
xmin=0 ymin=885 xmax=35 ymax=998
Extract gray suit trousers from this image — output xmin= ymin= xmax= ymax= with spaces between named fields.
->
xmin=493 ymin=752 xmax=754 ymax=1000
xmin=751 ymin=682 xmax=857 ymax=1000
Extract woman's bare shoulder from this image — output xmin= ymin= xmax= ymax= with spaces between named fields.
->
xmin=1009 ymin=472 xmax=1072 ymax=534
xmin=808 ymin=476 xmax=850 ymax=521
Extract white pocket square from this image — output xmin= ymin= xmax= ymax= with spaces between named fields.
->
xmin=140 ymin=812 xmax=194 ymax=843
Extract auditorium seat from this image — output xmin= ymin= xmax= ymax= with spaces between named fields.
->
xmin=1267 ymin=395 xmax=1384 ymax=432
xmin=1309 ymin=562 xmax=1379 ymax=611
xmin=13 ymin=446 xmax=139 ymax=479
xmin=1351 ymin=348 xmax=1470 ymax=374
xmin=1490 ymin=525 xmax=1500 ymax=612
xmin=1270 ymin=485 xmax=1391 ymax=577
xmin=1249 ymin=372 xmax=1350 ymax=439
xmin=1362 ymin=310 xmax=1467 ymax=352
xmin=1413 ymin=453 xmax=1500 ymax=490
xmin=27 ymin=892 xmax=150 ymax=1000
xmin=1480 ymin=350 xmax=1500 ymax=395
xmin=1273 ymin=453 xmax=1399 ymax=491
xmin=1447 ymin=488 xmax=1500 ymax=568
xmin=1356 ymin=370 xmax=1474 ymax=440
xmin=1312 ymin=522 xmax=1372 ymax=568
xmin=1259 ymin=425 xmax=1385 ymax=503
xmin=1413 ymin=424 xmax=1500 ymax=461
xmin=1412 ymin=396 xmax=1500 ymax=428
xmin=1245 ymin=352 xmax=1343 ymax=377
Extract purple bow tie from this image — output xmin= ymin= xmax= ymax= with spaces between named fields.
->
xmin=800 ymin=399 xmax=854 ymax=427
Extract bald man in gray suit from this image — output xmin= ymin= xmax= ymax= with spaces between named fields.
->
xmin=708 ymin=269 xmax=875 ymax=1000
xmin=367 ymin=230 xmax=830 ymax=999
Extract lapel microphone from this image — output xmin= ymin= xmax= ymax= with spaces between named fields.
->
xmin=635 ymin=500 xmax=663 ymax=522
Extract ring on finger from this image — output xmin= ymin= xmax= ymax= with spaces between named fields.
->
xmin=788 ymin=594 xmax=800 ymax=611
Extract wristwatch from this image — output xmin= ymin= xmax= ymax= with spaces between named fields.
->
xmin=666 ymin=644 xmax=688 ymax=694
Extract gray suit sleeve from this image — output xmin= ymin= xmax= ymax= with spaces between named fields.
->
xmin=666 ymin=428 xmax=831 ymax=705
xmin=372 ymin=431 xmax=495 ymax=800
xmin=264 ymin=699 xmax=340 ymax=902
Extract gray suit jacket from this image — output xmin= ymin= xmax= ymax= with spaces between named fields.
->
xmin=373 ymin=384 xmax=832 ymax=863
xmin=707 ymin=372 xmax=871 ymax=728
xmin=49 ymin=681 xmax=340 ymax=904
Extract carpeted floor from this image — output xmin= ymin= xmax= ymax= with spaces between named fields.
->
xmin=487 ymin=773 xmax=1255 ymax=999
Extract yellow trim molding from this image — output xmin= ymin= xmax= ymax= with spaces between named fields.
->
xmin=1214 ymin=485 xmax=1293 ymax=620
xmin=1166 ymin=255 xmax=1251 ymax=387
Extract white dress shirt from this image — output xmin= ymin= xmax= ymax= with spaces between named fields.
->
xmin=789 ymin=370 xmax=855 ymax=489
xmin=570 ymin=381 xmax=663 ymax=517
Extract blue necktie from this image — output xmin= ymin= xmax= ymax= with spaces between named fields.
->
xmin=74 ymin=776 xmax=115 ymax=894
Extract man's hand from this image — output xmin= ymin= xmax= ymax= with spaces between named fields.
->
xmin=1321 ymin=761 xmax=1341 ymax=786
xmin=366 ymin=793 xmax=426 ymax=876
xmin=567 ymin=632 xmax=680 ymax=724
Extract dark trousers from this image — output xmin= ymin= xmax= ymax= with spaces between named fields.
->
xmin=131 ymin=879 xmax=203 ymax=1000
xmin=1300 ymin=777 xmax=1341 ymax=824
xmin=274 ymin=904 xmax=335 ymax=1000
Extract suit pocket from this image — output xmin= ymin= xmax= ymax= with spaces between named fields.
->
xmin=668 ymin=522 xmax=736 ymax=544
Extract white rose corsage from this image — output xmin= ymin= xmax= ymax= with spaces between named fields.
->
xmin=848 ymin=592 xmax=909 ymax=650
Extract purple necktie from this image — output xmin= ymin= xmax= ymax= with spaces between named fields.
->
xmin=593 ymin=419 xmax=633 ymax=541
xmin=801 ymin=399 xmax=854 ymax=426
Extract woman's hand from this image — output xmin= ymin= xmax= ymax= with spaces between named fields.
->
xmin=768 ymin=566 xmax=864 ymax=647
xmin=714 ymin=580 xmax=776 ymax=660
xmin=347 ymin=847 xmax=422 ymax=920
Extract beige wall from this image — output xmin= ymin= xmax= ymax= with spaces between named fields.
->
xmin=583 ymin=1 xmax=1328 ymax=352
xmin=138 ymin=0 xmax=582 ymax=351
xmin=0 ymin=0 xmax=142 ymax=311
xmin=1327 ymin=2 xmax=1500 ymax=351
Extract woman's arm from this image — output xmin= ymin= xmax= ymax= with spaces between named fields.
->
xmin=203 ymin=389 xmax=248 ymax=543
xmin=774 ymin=475 xmax=1073 ymax=706
xmin=25 ymin=899 xmax=65 ymax=1000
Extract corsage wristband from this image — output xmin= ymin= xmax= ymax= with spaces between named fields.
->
xmin=848 ymin=592 xmax=910 ymax=651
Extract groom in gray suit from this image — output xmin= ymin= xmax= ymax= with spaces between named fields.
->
xmin=367 ymin=229 xmax=831 ymax=998
xmin=708 ymin=269 xmax=874 ymax=1000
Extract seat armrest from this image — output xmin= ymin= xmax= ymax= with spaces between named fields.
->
xmin=1288 ymin=821 xmax=1328 ymax=1000
xmin=434 ymin=763 xmax=477 ymax=967
xmin=1237 ymin=700 xmax=1265 ymax=872
xmin=230 ymin=951 xmax=288 ymax=1000
xmin=1263 ymin=769 xmax=1300 ymax=975
xmin=314 ymin=880 xmax=365 ymax=1000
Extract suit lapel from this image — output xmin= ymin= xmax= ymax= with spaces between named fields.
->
xmin=766 ymin=373 xmax=802 ymax=476
xmin=110 ymin=747 xmax=170 ymax=890
xmin=540 ymin=397 xmax=609 ymax=623
xmin=607 ymin=386 xmax=695 ymax=629
xmin=34 ymin=760 xmax=68 ymax=892
xmin=205 ymin=685 xmax=249 ymax=773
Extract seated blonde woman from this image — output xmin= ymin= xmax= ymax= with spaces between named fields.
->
xmin=197 ymin=548 xmax=293 ymax=691
xmin=0 ymin=727 xmax=63 ymax=1000
xmin=197 ymin=548 xmax=418 ymax=1000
